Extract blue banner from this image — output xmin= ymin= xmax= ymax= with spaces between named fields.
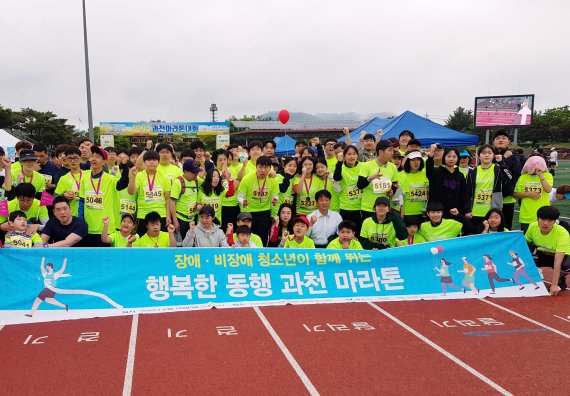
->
xmin=0 ymin=232 xmax=547 ymax=324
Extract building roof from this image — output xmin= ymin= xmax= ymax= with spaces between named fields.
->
xmin=232 ymin=120 xmax=362 ymax=131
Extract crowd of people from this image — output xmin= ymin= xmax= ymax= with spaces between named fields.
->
xmin=0 ymin=127 xmax=568 ymax=295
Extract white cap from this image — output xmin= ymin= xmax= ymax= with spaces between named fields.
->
xmin=406 ymin=151 xmax=423 ymax=160
xmin=551 ymin=147 xmax=556 ymax=151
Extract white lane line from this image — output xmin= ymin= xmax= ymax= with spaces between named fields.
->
xmin=122 ymin=314 xmax=139 ymax=396
xmin=367 ymin=302 xmax=512 ymax=396
xmin=478 ymin=298 xmax=570 ymax=339
xmin=0 ymin=325 xmax=4 ymax=333
xmin=253 ymin=307 xmax=319 ymax=396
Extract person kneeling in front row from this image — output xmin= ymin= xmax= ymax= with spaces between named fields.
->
xmin=525 ymin=206 xmax=570 ymax=296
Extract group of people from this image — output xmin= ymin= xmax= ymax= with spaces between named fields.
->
xmin=0 ymin=127 xmax=568 ymax=295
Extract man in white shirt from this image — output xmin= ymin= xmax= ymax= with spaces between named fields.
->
xmin=307 ymin=190 xmax=343 ymax=248
xmin=549 ymin=148 xmax=559 ymax=175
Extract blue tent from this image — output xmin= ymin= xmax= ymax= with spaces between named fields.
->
xmin=274 ymin=135 xmax=297 ymax=156
xmin=337 ymin=117 xmax=392 ymax=143
xmin=374 ymin=111 xmax=477 ymax=147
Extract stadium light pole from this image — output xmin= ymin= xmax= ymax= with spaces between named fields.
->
xmin=82 ymin=0 xmax=94 ymax=142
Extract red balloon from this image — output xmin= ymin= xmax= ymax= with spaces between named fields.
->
xmin=278 ymin=109 xmax=290 ymax=125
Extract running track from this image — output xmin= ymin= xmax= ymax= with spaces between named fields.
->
xmin=1 ymin=294 xmax=569 ymax=395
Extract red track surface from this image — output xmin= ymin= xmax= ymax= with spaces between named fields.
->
xmin=1 ymin=294 xmax=569 ymax=395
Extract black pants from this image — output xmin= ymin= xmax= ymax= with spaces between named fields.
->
xmin=222 ymin=205 xmax=241 ymax=232
xmin=340 ymin=209 xmax=363 ymax=237
xmin=137 ymin=217 xmax=167 ymax=237
xmin=250 ymin=210 xmax=271 ymax=247
xmin=83 ymin=233 xmax=111 ymax=247
xmin=502 ymin=202 xmax=515 ymax=231
xmin=535 ymin=251 xmax=570 ymax=273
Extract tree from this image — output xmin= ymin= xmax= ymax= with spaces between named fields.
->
xmin=445 ymin=107 xmax=474 ymax=133
xmin=13 ymin=108 xmax=79 ymax=149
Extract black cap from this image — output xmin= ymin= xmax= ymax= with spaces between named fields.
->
xmin=407 ymin=138 xmax=422 ymax=147
xmin=19 ymin=149 xmax=37 ymax=162
xmin=236 ymin=212 xmax=253 ymax=221
xmin=183 ymin=159 xmax=201 ymax=173
xmin=374 ymin=197 xmax=390 ymax=206
xmin=121 ymin=212 xmax=136 ymax=223
xmin=199 ymin=205 xmax=215 ymax=217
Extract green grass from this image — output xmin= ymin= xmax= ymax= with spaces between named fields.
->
xmin=511 ymin=160 xmax=570 ymax=229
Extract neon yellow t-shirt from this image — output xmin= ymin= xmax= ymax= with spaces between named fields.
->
xmin=293 ymin=175 xmax=325 ymax=215
xmin=158 ymin=163 xmax=183 ymax=182
xmin=358 ymin=160 xmax=399 ymax=212
xmin=12 ymin=170 xmax=46 ymax=195
xmin=472 ymin=165 xmax=495 ymax=217
xmin=170 ymin=176 xmax=199 ymax=222
xmin=233 ymin=232 xmax=263 ymax=247
xmin=1 ymin=198 xmax=49 ymax=224
xmin=55 ymin=170 xmax=84 ymax=217
xmin=132 ymin=231 xmax=171 ymax=248
xmin=135 ymin=170 xmax=171 ymax=219
xmin=360 ymin=217 xmax=400 ymax=248
xmin=418 ymin=219 xmax=463 ymax=242
xmin=238 ymin=172 xmax=278 ymax=213
xmin=326 ymin=237 xmax=363 ymax=250
xmin=400 ymin=170 xmax=429 ymax=216
xmin=525 ymin=222 xmax=570 ymax=255
xmin=79 ymin=171 xmax=118 ymax=234
xmin=284 ymin=236 xmax=315 ymax=249
xmin=5 ymin=232 xmax=43 ymax=248
xmin=198 ymin=188 xmax=225 ymax=223
xmin=399 ymin=232 xmax=427 ymax=246
xmin=515 ymin=173 xmax=554 ymax=224
xmin=108 ymin=231 xmax=137 ymax=247
xmin=338 ymin=163 xmax=363 ymax=212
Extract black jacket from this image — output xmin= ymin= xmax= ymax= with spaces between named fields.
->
xmin=465 ymin=164 xmax=514 ymax=214
xmin=426 ymin=157 xmax=468 ymax=216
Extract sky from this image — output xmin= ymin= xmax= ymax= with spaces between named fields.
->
xmin=1 ymin=0 xmax=569 ymax=129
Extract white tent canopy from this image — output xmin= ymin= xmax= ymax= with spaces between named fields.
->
xmin=0 ymin=129 xmax=20 ymax=153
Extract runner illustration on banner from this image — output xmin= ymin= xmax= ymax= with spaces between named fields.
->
xmin=507 ymin=250 xmax=540 ymax=290
xmin=434 ymin=258 xmax=464 ymax=296
xmin=25 ymin=257 xmax=122 ymax=317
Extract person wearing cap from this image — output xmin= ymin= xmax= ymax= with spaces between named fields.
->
xmin=9 ymin=140 xmax=33 ymax=176
xmin=0 ymin=146 xmax=13 ymax=201
xmin=182 ymin=205 xmax=229 ymax=247
xmin=128 ymin=149 xmax=172 ymax=237
xmin=40 ymin=195 xmax=88 ymax=247
xmin=54 ymin=147 xmax=84 ymax=217
xmin=170 ymin=159 xmax=201 ymax=240
xmin=548 ymin=147 xmax=558 ymax=175
xmin=238 ymin=155 xmax=278 ymax=246
xmin=232 ymin=225 xmax=257 ymax=248
xmin=391 ymin=150 xmax=404 ymax=171
xmin=399 ymin=150 xmax=429 ymax=222
xmin=79 ymin=145 xmax=130 ymax=247
xmin=11 ymin=149 xmax=46 ymax=199
xmin=357 ymin=139 xmax=399 ymax=219
xmin=132 ymin=211 xmax=177 ymax=248
xmin=492 ymin=129 xmax=524 ymax=230
xmin=306 ymin=190 xmax=343 ymax=248
xmin=0 ymin=183 xmax=49 ymax=235
xmin=359 ymin=196 xmax=407 ymax=250
xmin=418 ymin=202 xmax=474 ymax=242
xmin=356 ymin=129 xmax=382 ymax=163
xmin=458 ymin=149 xmax=473 ymax=178
xmin=101 ymin=212 xmax=138 ymax=247
xmin=227 ymin=212 xmax=264 ymax=247
xmin=279 ymin=215 xmax=315 ymax=248
xmin=155 ymin=142 xmax=183 ymax=181
xmin=406 ymin=138 xmax=422 ymax=154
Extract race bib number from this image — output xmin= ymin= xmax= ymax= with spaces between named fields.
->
xmin=252 ymin=187 xmax=269 ymax=200
xmin=283 ymin=195 xmax=294 ymax=205
xmin=409 ymin=185 xmax=428 ymax=201
xmin=9 ymin=235 xmax=32 ymax=248
xmin=202 ymin=199 xmax=220 ymax=212
xmin=44 ymin=278 xmax=52 ymax=286
xmin=85 ymin=191 xmax=104 ymax=210
xmin=475 ymin=190 xmax=492 ymax=205
xmin=299 ymin=196 xmax=316 ymax=209
xmin=41 ymin=174 xmax=52 ymax=185
xmin=120 ymin=199 xmax=136 ymax=214
xmin=144 ymin=186 xmax=164 ymax=203
xmin=370 ymin=234 xmax=388 ymax=244
xmin=523 ymin=182 xmax=542 ymax=194
xmin=188 ymin=204 xmax=197 ymax=217
xmin=346 ymin=185 xmax=362 ymax=199
xmin=372 ymin=177 xmax=392 ymax=194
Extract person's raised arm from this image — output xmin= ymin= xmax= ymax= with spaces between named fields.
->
xmin=56 ymin=258 xmax=67 ymax=276
xmin=127 ymin=166 xmax=138 ymax=195
xmin=1 ymin=157 xmax=12 ymax=191
xmin=101 ymin=216 xmax=112 ymax=243
xmin=40 ymin=257 xmax=47 ymax=276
